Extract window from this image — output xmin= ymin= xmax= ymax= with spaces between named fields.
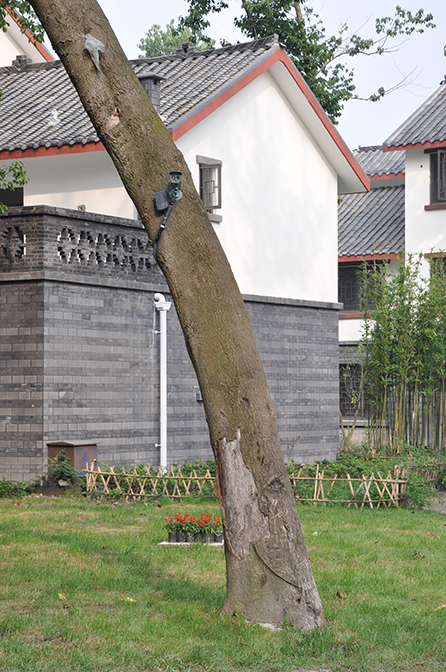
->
xmin=338 ymin=263 xmax=362 ymax=312
xmin=427 ymin=253 xmax=446 ymax=276
xmin=430 ymin=150 xmax=446 ymax=204
xmin=340 ymin=364 xmax=367 ymax=419
xmin=338 ymin=261 xmax=382 ymax=313
xmin=197 ymin=155 xmax=222 ymax=223
xmin=0 ymin=187 xmax=23 ymax=208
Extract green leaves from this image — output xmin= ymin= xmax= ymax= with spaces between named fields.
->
xmin=361 ymin=254 xmax=446 ymax=451
xmin=375 ymin=6 xmax=435 ymax=38
xmin=175 ymin=1 xmax=437 ymax=123
xmin=0 ymin=1 xmax=45 ymax=43
xmin=138 ymin=18 xmax=214 ymax=58
xmin=0 ymin=161 xmax=29 ymax=214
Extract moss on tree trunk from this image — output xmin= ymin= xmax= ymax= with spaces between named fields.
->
xmin=28 ymin=0 xmax=324 ymax=629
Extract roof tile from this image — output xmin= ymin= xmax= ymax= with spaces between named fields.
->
xmin=352 ymin=145 xmax=405 ymax=176
xmin=0 ymin=35 xmax=279 ymax=153
xmin=338 ymin=184 xmax=405 ymax=257
xmin=383 ymin=81 xmax=446 ymax=148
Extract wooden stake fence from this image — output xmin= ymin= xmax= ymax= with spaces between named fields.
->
xmin=84 ymin=463 xmax=408 ymax=507
xmin=288 ymin=464 xmax=408 ymax=508
xmin=84 ymin=464 xmax=216 ymax=501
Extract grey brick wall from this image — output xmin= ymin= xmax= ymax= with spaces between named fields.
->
xmin=0 ymin=281 xmax=44 ymax=480
xmin=0 ymin=206 xmax=340 ymax=480
xmin=248 ymin=296 xmax=340 ymax=464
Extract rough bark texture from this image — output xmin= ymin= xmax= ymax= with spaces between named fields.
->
xmin=28 ymin=0 xmax=324 ymax=629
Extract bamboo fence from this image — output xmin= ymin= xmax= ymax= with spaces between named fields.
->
xmin=84 ymin=464 xmax=216 ymax=501
xmin=288 ymin=464 xmax=408 ymax=508
xmin=407 ymin=462 xmax=446 ymax=485
xmin=84 ymin=463 xmax=409 ymax=506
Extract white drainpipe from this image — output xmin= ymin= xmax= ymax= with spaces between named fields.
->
xmin=154 ymin=293 xmax=171 ymax=470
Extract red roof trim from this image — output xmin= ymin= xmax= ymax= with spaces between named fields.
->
xmin=0 ymin=141 xmax=104 ymax=161
xmin=369 ymin=172 xmax=405 ymax=181
xmin=338 ymin=253 xmax=399 ymax=262
xmin=171 ymin=49 xmax=369 ymax=192
xmin=8 ymin=8 xmax=53 ymax=62
xmin=384 ymin=140 xmax=446 ymax=152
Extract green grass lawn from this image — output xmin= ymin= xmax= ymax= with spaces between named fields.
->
xmin=0 ymin=495 xmax=445 ymax=672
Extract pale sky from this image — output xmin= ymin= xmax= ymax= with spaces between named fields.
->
xmin=67 ymin=1 xmax=446 ymax=150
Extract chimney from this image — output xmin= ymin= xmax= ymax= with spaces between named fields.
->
xmin=176 ymin=42 xmax=200 ymax=56
xmin=12 ymin=54 xmax=32 ymax=69
xmin=137 ymin=73 xmax=164 ymax=113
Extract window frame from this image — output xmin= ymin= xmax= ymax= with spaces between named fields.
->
xmin=338 ymin=262 xmax=363 ymax=313
xmin=339 ymin=363 xmax=367 ymax=420
xmin=426 ymin=148 xmax=446 ymax=205
xmin=196 ymin=155 xmax=222 ymax=223
xmin=338 ymin=260 xmax=384 ymax=314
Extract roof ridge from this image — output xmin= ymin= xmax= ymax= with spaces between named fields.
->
xmin=0 ymin=59 xmax=61 ymax=74
xmin=0 ymin=34 xmax=280 ymax=72
xmin=356 ymin=145 xmax=384 ymax=152
xmin=134 ymin=34 xmax=279 ymax=65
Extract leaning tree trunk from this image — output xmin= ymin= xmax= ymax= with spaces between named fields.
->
xmin=28 ymin=0 xmax=324 ymax=629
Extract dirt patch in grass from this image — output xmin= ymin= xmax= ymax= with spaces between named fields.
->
xmin=427 ymin=491 xmax=446 ymax=514
xmin=24 ymin=630 xmax=78 ymax=650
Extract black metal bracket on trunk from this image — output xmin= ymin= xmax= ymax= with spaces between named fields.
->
xmin=153 ymin=202 xmax=174 ymax=258
xmin=153 ymin=171 xmax=183 ymax=259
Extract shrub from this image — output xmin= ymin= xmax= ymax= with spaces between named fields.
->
xmin=404 ymin=474 xmax=432 ymax=509
xmin=0 ymin=477 xmax=32 ymax=498
xmin=47 ymin=448 xmax=79 ymax=485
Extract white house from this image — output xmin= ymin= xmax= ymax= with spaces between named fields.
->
xmin=0 ymin=29 xmax=369 ymax=481
xmin=337 ymin=80 xmax=446 ymax=425
xmin=384 ymin=79 xmax=446 ymax=279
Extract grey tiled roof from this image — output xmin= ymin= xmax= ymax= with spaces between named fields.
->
xmin=135 ymin=36 xmax=279 ymax=128
xmin=0 ymin=35 xmax=279 ymax=153
xmin=338 ymin=184 xmax=405 ymax=257
xmin=384 ymin=81 xmax=446 ymax=149
xmin=352 ymin=145 xmax=405 ymax=176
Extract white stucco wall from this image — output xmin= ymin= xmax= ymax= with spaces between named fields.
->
xmin=177 ymin=71 xmax=339 ymax=302
xmin=405 ymin=148 xmax=446 ymax=278
xmin=338 ymin=318 xmax=364 ymax=343
xmin=20 ymin=152 xmax=135 ymax=220
xmin=0 ymin=20 xmax=48 ymax=67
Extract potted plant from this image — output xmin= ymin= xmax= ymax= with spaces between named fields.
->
xmin=175 ymin=513 xmax=188 ymax=542
xmin=186 ymin=516 xmax=202 ymax=542
xmin=199 ymin=513 xmax=214 ymax=543
xmin=211 ymin=516 xmax=223 ymax=543
xmin=164 ymin=512 xmax=223 ymax=543
xmin=165 ymin=517 xmax=177 ymax=543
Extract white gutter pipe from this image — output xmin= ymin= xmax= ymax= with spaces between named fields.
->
xmin=154 ymin=293 xmax=171 ymax=470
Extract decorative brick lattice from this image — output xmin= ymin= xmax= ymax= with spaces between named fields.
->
xmin=0 ymin=226 xmax=26 ymax=263
xmin=57 ymin=227 xmax=155 ymax=270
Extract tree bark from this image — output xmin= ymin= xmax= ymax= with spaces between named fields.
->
xmin=28 ymin=0 xmax=324 ymax=629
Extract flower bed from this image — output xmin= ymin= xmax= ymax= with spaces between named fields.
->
xmin=165 ymin=513 xmax=223 ymax=543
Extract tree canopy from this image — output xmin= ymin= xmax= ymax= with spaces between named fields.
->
xmin=176 ymin=0 xmax=435 ymax=122
xmin=138 ymin=18 xmax=214 ymax=58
